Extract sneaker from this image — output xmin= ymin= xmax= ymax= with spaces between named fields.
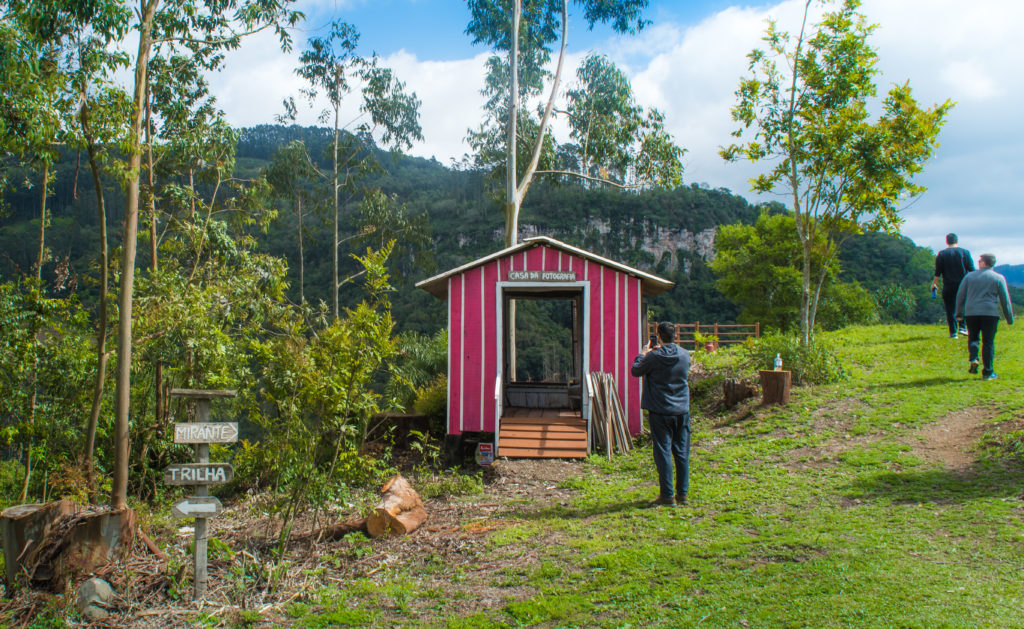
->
xmin=647 ymin=496 xmax=676 ymax=508
xmin=959 ymin=327 xmax=969 ymax=336
xmin=969 ymin=360 xmax=979 ymax=374
xmin=950 ymin=333 xmax=958 ymax=339
xmin=983 ymin=373 xmax=998 ymax=381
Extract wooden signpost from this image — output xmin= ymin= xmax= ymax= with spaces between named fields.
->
xmin=166 ymin=388 xmax=236 ymax=601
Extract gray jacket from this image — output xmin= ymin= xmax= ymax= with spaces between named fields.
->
xmin=955 ymin=267 xmax=1015 ymax=323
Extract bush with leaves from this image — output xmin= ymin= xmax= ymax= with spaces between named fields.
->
xmin=744 ymin=333 xmax=846 ymax=386
xmin=247 ymin=244 xmax=399 ymax=555
xmin=874 ymin=283 xmax=918 ymax=323
xmin=386 ymin=329 xmax=447 ymax=412
xmin=412 ymin=375 xmax=448 ymax=438
xmin=0 ymin=279 xmax=96 ymax=503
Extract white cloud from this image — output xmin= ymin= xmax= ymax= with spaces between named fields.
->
xmin=606 ymin=0 xmax=1024 ymax=263
xmin=208 ymin=0 xmax=1024 ymax=264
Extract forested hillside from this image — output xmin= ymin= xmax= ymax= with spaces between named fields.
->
xmin=0 ymin=124 xmax=963 ymax=335
xmin=995 ymin=264 xmax=1024 ymax=287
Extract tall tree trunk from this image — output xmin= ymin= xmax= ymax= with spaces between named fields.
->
xmin=332 ymin=108 xmax=340 ymax=320
xmin=504 ymin=0 xmax=520 ymax=248
xmin=80 ymin=96 xmax=109 ymax=500
xmin=145 ymin=88 xmax=163 ymax=464
xmin=800 ymin=236 xmax=812 ymax=345
xmin=22 ymin=162 xmax=51 ymax=501
xmin=112 ymin=0 xmax=159 ymax=511
xmin=36 ymin=163 xmax=49 ymax=280
xmin=787 ymin=0 xmax=813 ymax=346
xmin=297 ymin=196 xmax=304 ymax=304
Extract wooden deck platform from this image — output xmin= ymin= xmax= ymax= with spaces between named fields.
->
xmin=497 ymin=407 xmax=587 ymax=459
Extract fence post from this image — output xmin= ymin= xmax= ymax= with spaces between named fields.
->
xmin=755 ymin=322 xmax=760 ymax=338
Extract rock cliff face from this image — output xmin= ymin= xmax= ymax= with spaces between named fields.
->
xmin=486 ymin=219 xmax=717 ymax=274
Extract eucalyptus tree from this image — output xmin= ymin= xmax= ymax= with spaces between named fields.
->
xmin=65 ymin=12 xmax=132 ymax=499
xmin=41 ymin=0 xmax=301 ymax=510
xmin=265 ymin=140 xmax=318 ymax=304
xmin=0 ymin=11 xmax=69 ymax=282
xmin=0 ymin=1 xmax=124 ymax=500
xmin=465 ymin=0 xmax=684 ymax=246
xmin=291 ymin=20 xmax=422 ymax=320
xmin=721 ymin=0 xmax=952 ymax=344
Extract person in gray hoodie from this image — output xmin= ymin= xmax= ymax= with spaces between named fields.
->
xmin=955 ymin=253 xmax=1014 ymax=380
xmin=631 ymin=321 xmax=691 ymax=506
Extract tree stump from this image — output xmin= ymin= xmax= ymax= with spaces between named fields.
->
xmin=1 ymin=501 xmax=136 ymax=590
xmin=759 ymin=370 xmax=791 ymax=405
xmin=722 ymin=378 xmax=758 ymax=409
xmin=366 ymin=475 xmax=427 ymax=538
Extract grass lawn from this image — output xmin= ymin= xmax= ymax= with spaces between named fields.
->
xmin=294 ymin=323 xmax=1024 ymax=628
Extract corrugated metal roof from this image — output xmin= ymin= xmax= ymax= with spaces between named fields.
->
xmin=415 ymin=235 xmax=674 ymax=299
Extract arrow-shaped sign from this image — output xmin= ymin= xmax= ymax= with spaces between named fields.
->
xmin=172 ymin=496 xmax=223 ymax=518
xmin=174 ymin=422 xmax=239 ymax=444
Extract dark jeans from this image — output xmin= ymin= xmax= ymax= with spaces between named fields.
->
xmin=966 ymin=315 xmax=999 ymax=376
xmin=649 ymin=412 xmax=690 ymax=499
xmin=942 ymin=290 xmax=964 ymax=335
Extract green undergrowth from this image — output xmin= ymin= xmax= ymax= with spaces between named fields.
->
xmin=289 ymin=324 xmax=1024 ymax=628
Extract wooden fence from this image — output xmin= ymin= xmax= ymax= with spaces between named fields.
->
xmin=647 ymin=321 xmax=760 ymax=350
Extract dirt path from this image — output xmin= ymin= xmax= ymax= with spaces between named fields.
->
xmin=908 ymin=408 xmax=996 ymax=470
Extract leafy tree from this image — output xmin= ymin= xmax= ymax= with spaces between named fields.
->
xmin=712 ymin=210 xmax=876 ymax=332
xmin=721 ymin=0 xmax=952 ymax=344
xmin=248 ymin=245 xmax=398 ymax=554
xmin=0 ymin=280 xmax=94 ymax=502
xmin=353 ymin=189 xmax=434 ymax=281
xmin=291 ymin=20 xmax=422 ymax=319
xmin=466 ymin=0 xmax=683 ymax=246
xmin=874 ymin=283 xmax=917 ymax=323
xmin=265 ymin=140 xmax=318 ymax=303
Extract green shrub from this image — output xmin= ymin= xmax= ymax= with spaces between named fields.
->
xmin=875 ymin=283 xmax=918 ymax=323
xmin=745 ymin=333 xmax=846 ymax=385
xmin=415 ymin=470 xmax=484 ymax=500
xmin=0 ymin=459 xmax=24 ymax=509
xmin=412 ymin=375 xmax=447 ymax=437
xmin=817 ymin=281 xmax=880 ymax=330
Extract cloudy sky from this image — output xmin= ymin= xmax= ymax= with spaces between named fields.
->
xmin=209 ymin=0 xmax=1023 ymax=264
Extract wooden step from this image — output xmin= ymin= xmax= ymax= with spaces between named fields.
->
xmin=501 ymin=420 xmax=589 ymax=428
xmin=497 ymin=414 xmax=588 ymax=459
xmin=497 ymin=446 xmax=588 ymax=459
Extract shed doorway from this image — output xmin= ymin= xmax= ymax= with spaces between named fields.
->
xmin=498 ymin=287 xmax=588 ymax=458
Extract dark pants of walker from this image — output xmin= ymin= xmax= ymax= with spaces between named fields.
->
xmin=649 ymin=412 xmax=690 ymax=500
xmin=966 ymin=315 xmax=1000 ymax=376
xmin=942 ymin=290 xmax=964 ymax=336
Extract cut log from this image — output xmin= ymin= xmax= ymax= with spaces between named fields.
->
xmin=723 ymin=378 xmax=758 ymax=409
xmin=365 ymin=475 xmax=427 ymax=538
xmin=294 ymin=517 xmax=368 ymax=543
xmin=759 ymin=370 xmax=792 ymax=405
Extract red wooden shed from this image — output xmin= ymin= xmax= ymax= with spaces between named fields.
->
xmin=417 ymin=236 xmax=673 ymax=459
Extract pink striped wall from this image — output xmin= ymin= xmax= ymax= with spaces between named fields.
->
xmin=447 ymin=244 xmax=643 ymax=436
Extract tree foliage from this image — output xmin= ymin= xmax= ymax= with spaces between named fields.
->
xmin=711 ymin=210 xmax=877 ymax=332
xmin=721 ymin=0 xmax=952 ymax=344
xmin=291 ymin=19 xmax=422 ymax=319
xmin=465 ymin=0 xmax=683 ymax=245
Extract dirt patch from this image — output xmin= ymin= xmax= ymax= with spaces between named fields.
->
xmin=906 ymin=408 xmax=997 ymax=470
xmin=782 ymin=404 xmax=1000 ymax=472
xmin=0 ymin=458 xmax=590 ymax=628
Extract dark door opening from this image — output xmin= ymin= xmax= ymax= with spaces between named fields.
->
xmin=502 ymin=290 xmax=583 ymax=410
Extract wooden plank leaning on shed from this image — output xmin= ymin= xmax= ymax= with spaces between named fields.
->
xmin=588 ymin=372 xmax=633 ymax=458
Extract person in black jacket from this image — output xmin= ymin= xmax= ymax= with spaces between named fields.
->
xmin=631 ymin=321 xmax=691 ymax=507
xmin=931 ymin=233 xmax=974 ymax=338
